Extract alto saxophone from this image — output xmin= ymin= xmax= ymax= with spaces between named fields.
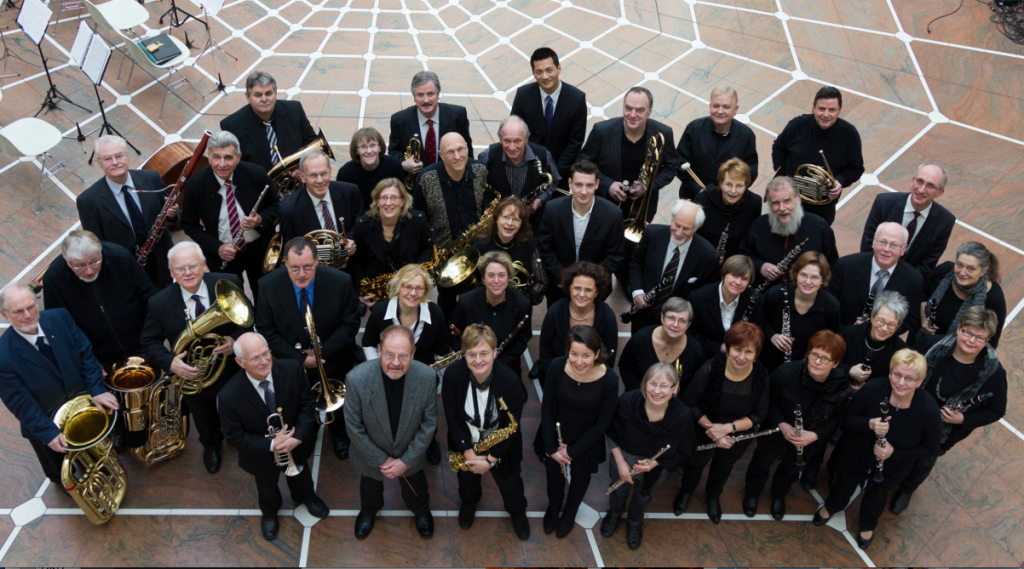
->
xmin=448 ymin=397 xmax=519 ymax=472
xmin=403 ymin=137 xmax=421 ymax=191
xmin=716 ymin=223 xmax=729 ymax=265
xmin=793 ymin=403 xmax=805 ymax=466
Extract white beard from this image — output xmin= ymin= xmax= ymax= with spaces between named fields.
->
xmin=768 ymin=202 xmax=804 ymax=236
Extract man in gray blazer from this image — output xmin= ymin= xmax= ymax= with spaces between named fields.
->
xmin=345 ymin=325 xmax=437 ymax=539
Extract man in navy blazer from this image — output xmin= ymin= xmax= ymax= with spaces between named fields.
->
xmin=387 ymin=70 xmax=473 ymax=182
xmin=0 ymin=285 xmax=118 ymax=488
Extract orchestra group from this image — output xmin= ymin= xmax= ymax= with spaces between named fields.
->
xmin=0 ymin=46 xmax=1010 ymax=554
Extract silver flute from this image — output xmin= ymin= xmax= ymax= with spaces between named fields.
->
xmin=606 ymin=445 xmax=670 ymax=494
xmin=794 ymin=403 xmax=805 ymax=466
xmin=696 ymin=428 xmax=780 ymax=451
xmin=555 ymin=422 xmax=567 ymax=479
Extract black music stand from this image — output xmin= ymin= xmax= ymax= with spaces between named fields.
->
xmin=71 ymin=23 xmax=140 ymax=163
xmin=18 ymin=0 xmax=91 ymax=116
xmin=2 ymin=25 xmax=36 ymax=74
xmin=159 ymin=0 xmax=206 ymax=31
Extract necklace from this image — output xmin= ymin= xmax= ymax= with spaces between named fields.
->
xmin=493 ymin=238 xmax=513 ymax=250
xmin=381 ymin=220 xmax=397 ymax=228
xmin=569 ymin=307 xmax=595 ymax=321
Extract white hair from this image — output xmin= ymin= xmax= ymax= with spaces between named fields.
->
xmin=670 ymin=199 xmax=705 ymax=229
xmin=233 ymin=331 xmax=268 ymax=359
xmin=497 ymin=115 xmax=530 ymax=140
xmin=60 ymin=230 xmax=103 ymax=261
xmin=875 ymin=221 xmax=909 ymax=244
xmin=95 ymin=135 xmax=129 ymax=159
xmin=208 ymin=131 xmax=241 ymax=155
xmin=0 ymin=285 xmax=35 ymax=314
xmin=167 ymin=241 xmax=206 ymax=263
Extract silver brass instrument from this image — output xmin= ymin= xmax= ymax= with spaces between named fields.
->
xmin=872 ymin=399 xmax=891 ymax=483
xmin=305 ymin=305 xmax=346 ymax=424
xmin=781 ymin=280 xmax=793 ymax=363
xmin=716 ymin=223 xmax=729 ymax=265
xmin=696 ymin=427 xmax=780 ymax=451
xmin=606 ymin=445 xmax=670 ymax=494
xmin=622 ymin=132 xmax=665 ymax=243
xmin=521 ymin=159 xmax=554 ymax=204
xmin=403 ymin=137 xmax=421 ymax=191
xmin=946 ymin=392 xmax=993 ymax=413
xmin=172 ymin=279 xmax=255 ymax=395
xmin=620 ymin=275 xmax=673 ymax=324
xmin=435 ymin=185 xmax=503 ymax=292
xmin=221 ymin=184 xmax=271 ymax=270
xmin=741 ymin=238 xmax=808 ymax=322
xmin=107 ymin=357 xmax=188 ymax=464
xmin=53 ymin=394 xmax=128 ymax=524
xmin=793 ymin=403 xmax=805 ymax=467
xmin=793 ymin=150 xmax=837 ymax=206
xmin=680 ymin=161 xmax=705 ymax=190
xmin=266 ymin=407 xmax=304 ymax=477
xmin=307 ymin=219 xmax=349 ymax=269
xmin=268 ymin=129 xmax=336 ymax=199
xmin=555 ymin=421 xmax=567 ymax=479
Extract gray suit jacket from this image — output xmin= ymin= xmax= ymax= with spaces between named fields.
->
xmin=344 ymin=359 xmax=437 ymax=480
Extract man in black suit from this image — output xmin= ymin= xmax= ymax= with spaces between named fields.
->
xmin=180 ymin=131 xmax=280 ymax=301
xmin=628 ymin=200 xmax=719 ymax=332
xmin=536 ymin=160 xmax=625 ymax=306
xmin=477 ymin=115 xmax=561 ymax=214
xmin=77 ymin=135 xmax=176 ymax=287
xmin=387 ymin=70 xmax=473 ymax=183
xmin=140 ymin=241 xmax=252 ymax=474
xmin=830 ymin=222 xmax=923 ymax=332
xmin=676 ymin=86 xmax=758 ymax=199
xmin=255 ymin=236 xmax=361 ymax=461
xmin=221 ymin=332 xmax=329 ymax=541
xmin=859 ymin=164 xmax=954 ymax=281
xmin=509 ymin=47 xmax=588 ymax=184
xmin=219 ymin=71 xmax=317 ymax=174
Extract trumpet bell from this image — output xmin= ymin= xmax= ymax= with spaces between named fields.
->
xmin=263 ymin=233 xmax=283 ymax=274
xmin=436 ymin=248 xmax=480 ymax=290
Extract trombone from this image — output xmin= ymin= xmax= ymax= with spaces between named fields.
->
xmin=304 ymin=305 xmax=345 ymax=424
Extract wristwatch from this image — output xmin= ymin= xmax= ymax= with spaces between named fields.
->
xmin=731 ymin=422 xmax=737 ymax=434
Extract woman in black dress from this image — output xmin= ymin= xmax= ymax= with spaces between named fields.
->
xmin=537 ymin=325 xmax=619 ymax=538
xmin=915 ymin=241 xmax=1006 ymax=350
xmin=840 ymin=290 xmax=909 ymax=389
xmin=535 ymin=261 xmax=618 ymax=382
xmin=474 ymin=196 xmax=547 ymax=305
xmin=441 ymin=324 xmax=530 ymax=540
xmin=742 ymin=330 xmax=852 ymax=520
xmin=336 ymin=127 xmax=406 ymax=205
xmin=813 ymin=348 xmax=941 ymax=550
xmin=618 ymin=297 xmax=706 ymax=393
xmin=676 ymin=322 xmax=769 ymax=523
xmin=692 ymin=158 xmax=764 ymax=264
xmin=600 ymin=363 xmax=695 ymax=550
xmin=760 ymin=251 xmax=840 ymax=371
xmin=350 ymin=178 xmax=434 ymax=306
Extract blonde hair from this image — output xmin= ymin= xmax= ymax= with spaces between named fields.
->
xmin=889 ymin=348 xmax=927 ymax=380
xmin=476 ymin=250 xmax=514 ymax=278
xmin=367 ymin=178 xmax=413 ymax=220
xmin=710 ymin=85 xmax=739 ymax=106
xmin=461 ymin=323 xmax=498 ymax=352
xmin=387 ymin=264 xmax=435 ymax=299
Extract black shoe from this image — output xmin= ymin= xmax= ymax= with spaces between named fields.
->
xmin=673 ymin=491 xmax=691 ymax=516
xmin=543 ymin=504 xmax=559 ymax=535
xmin=626 ymin=521 xmax=643 ymax=550
xmin=890 ymin=489 xmax=913 ymax=515
xmin=426 ymin=439 xmax=441 ymax=466
xmin=742 ymin=495 xmax=758 ymax=517
xmin=707 ymin=497 xmax=722 ymax=524
xmin=458 ymin=501 xmax=477 ymax=529
xmin=415 ymin=511 xmax=434 ymax=538
xmin=303 ymin=495 xmax=330 ymax=519
xmin=856 ymin=531 xmax=874 ymax=550
xmin=800 ymin=478 xmax=815 ymax=492
xmin=511 ymin=513 xmax=530 ymax=540
xmin=770 ymin=498 xmax=786 ymax=520
xmin=354 ymin=509 xmax=376 ymax=539
xmin=600 ymin=510 xmax=622 ymax=538
xmin=555 ymin=510 xmax=576 ymax=538
xmin=261 ymin=516 xmax=279 ymax=541
xmin=333 ymin=438 xmax=350 ymax=461
xmin=812 ymin=507 xmax=829 ymax=526
xmin=203 ymin=445 xmax=221 ymax=474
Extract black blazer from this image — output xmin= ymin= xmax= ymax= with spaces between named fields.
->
xmin=676 ymin=117 xmax=758 ymax=199
xmin=139 ymin=273 xmax=249 ymax=394
xmin=76 ymin=169 xmax=174 ymax=286
xmin=254 ymin=266 xmax=361 ymax=379
xmin=180 ymin=163 xmax=280 ymax=264
xmin=278 ymin=181 xmax=363 ymax=244
xmin=219 ymin=359 xmax=318 ymax=478
xmin=535 ymin=195 xmax=626 ymax=285
xmin=509 ymin=81 xmax=588 ymax=179
xmin=219 ymin=100 xmax=317 ymax=172
xmin=349 ymin=212 xmax=434 ymax=290
xmin=441 ymin=359 xmax=526 ymax=467
xmin=449 ymin=287 xmax=533 ymax=377
xmin=859 ymin=192 xmax=955 ymax=280
xmin=537 ymin=298 xmax=619 ymax=382
xmin=361 ymin=300 xmax=449 ymax=366
xmin=688 ymin=281 xmax=763 ymax=358
xmin=828 ymin=252 xmax=923 ymax=332
xmin=629 ymin=227 xmax=719 ymax=298
xmin=386 ymin=102 xmax=474 ymax=159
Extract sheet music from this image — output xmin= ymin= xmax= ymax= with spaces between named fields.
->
xmin=70 ymin=21 xmax=93 ymax=66
xmin=202 ymin=0 xmax=225 ymax=16
xmin=82 ymin=33 xmax=111 ymax=85
xmin=16 ymin=0 xmax=52 ymax=46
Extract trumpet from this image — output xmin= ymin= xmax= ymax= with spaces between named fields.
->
xmin=696 ymin=427 xmax=780 ymax=451
xmin=606 ymin=445 xmax=670 ymax=494
xmin=872 ymin=399 xmax=891 ymax=483
xmin=555 ymin=422 xmax=567 ymax=479
xmin=793 ymin=403 xmax=805 ymax=467
xmin=620 ymin=275 xmax=673 ymax=324
xmin=404 ymin=137 xmax=422 ymax=191
xmin=680 ymin=161 xmax=705 ymax=190
xmin=266 ymin=408 xmax=304 ymax=477
xmin=304 ymin=305 xmax=346 ymax=425
xmin=222 ymin=184 xmax=271 ymax=270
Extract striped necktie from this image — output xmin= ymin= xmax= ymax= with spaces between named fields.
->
xmin=264 ymin=121 xmax=282 ymax=165
xmin=224 ymin=179 xmax=246 ymax=252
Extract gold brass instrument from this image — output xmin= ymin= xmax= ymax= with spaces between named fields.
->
xmin=266 ymin=407 xmax=304 ymax=477
xmin=435 ymin=185 xmax=503 ymax=291
xmin=793 ymin=150 xmax=837 ymax=206
xmin=263 ymin=233 xmax=283 ymax=274
xmin=622 ymin=132 xmax=665 ymax=243
xmin=305 ymin=305 xmax=345 ymax=425
xmin=510 ymin=260 xmax=531 ymax=295
xmin=172 ymin=279 xmax=255 ymax=395
xmin=307 ymin=219 xmax=349 ymax=269
xmin=53 ymin=394 xmax=128 ymax=524
xmin=359 ymin=246 xmax=438 ymax=302
xmin=606 ymin=445 xmax=670 ymax=494
xmin=107 ymin=357 xmax=188 ymax=464
xmin=680 ymin=161 xmax=705 ymax=190
xmin=404 ymin=137 xmax=422 ymax=191
xmin=430 ymin=349 xmax=464 ymax=371
xmin=448 ymin=397 xmax=518 ymax=472
xmin=267 ymin=129 xmax=336 ymax=200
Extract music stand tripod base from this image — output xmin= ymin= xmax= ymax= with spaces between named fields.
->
xmin=34 ymin=43 xmax=91 ymax=117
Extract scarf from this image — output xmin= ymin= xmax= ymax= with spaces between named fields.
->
xmin=698 ymin=353 xmax=768 ymax=422
xmin=799 ymin=362 xmax=853 ymax=430
xmin=927 ymin=270 xmax=988 ymax=335
xmin=701 ymin=184 xmax=749 ymax=216
xmin=607 ymin=390 xmax=691 ymax=471
xmin=924 ymin=334 xmax=999 ymax=443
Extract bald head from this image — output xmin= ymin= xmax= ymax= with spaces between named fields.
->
xmin=909 ymin=164 xmax=947 ymax=211
xmin=233 ymin=332 xmax=273 ymax=381
xmin=439 ymin=132 xmax=469 ymax=179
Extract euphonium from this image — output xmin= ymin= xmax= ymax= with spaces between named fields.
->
xmin=622 ymin=132 xmax=665 ymax=243
xmin=267 ymin=129 xmax=335 ymax=199
xmin=106 ymin=357 xmax=188 ymax=464
xmin=793 ymin=150 xmax=837 ymax=205
xmin=172 ymin=279 xmax=255 ymax=395
xmin=448 ymin=397 xmax=518 ymax=472
xmin=435 ymin=185 xmax=503 ymax=292
xmin=263 ymin=233 xmax=283 ymax=274
xmin=305 ymin=305 xmax=345 ymax=425
xmin=404 ymin=137 xmax=421 ymax=191
xmin=53 ymin=394 xmax=128 ymax=524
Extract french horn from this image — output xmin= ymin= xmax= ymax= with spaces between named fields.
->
xmin=793 ymin=150 xmax=837 ymax=205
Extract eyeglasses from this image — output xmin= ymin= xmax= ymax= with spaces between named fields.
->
xmin=69 ymin=259 xmax=102 ymax=271
xmin=891 ymin=370 xmax=918 ymax=384
xmin=466 ymin=349 xmax=493 ymax=360
xmin=571 ymin=285 xmax=596 ymax=295
xmin=662 ymin=314 xmax=689 ymax=326
xmin=245 ymin=349 xmax=272 ymax=364
xmin=98 ymin=152 xmax=127 ymax=165
xmin=356 ymin=143 xmax=380 ymax=152
xmin=954 ymin=261 xmax=980 ymax=275
xmin=287 ymin=265 xmax=317 ymax=274
xmin=499 ymin=215 xmax=521 ymax=224
xmin=646 ymin=381 xmax=677 ymax=390
xmin=874 ymin=238 xmax=905 ymax=250
xmin=807 ymin=352 xmax=833 ymax=365
xmin=381 ymin=352 xmax=411 ymax=362
xmin=171 ymin=262 xmax=202 ymax=275
xmin=959 ymin=329 xmax=989 ymax=344
xmin=797 ymin=273 xmax=822 ymax=283
xmin=872 ymin=318 xmax=898 ymax=331
xmin=400 ymin=284 xmax=426 ymax=294
xmin=378 ymin=195 xmax=403 ymax=203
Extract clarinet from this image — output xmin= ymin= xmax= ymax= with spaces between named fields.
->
xmin=221 ymin=184 xmax=271 ymax=269
xmin=741 ymin=238 xmax=808 ymax=322
xmin=606 ymin=445 xmax=670 ymax=494
xmin=781 ymin=281 xmax=793 ymax=363
xmin=716 ymin=223 xmax=729 ymax=265
xmin=555 ymin=422 xmax=567 ymax=479
xmin=620 ymin=275 xmax=673 ymax=324
xmin=860 ymin=289 xmax=876 ymax=321
xmin=946 ymin=392 xmax=993 ymax=413
xmin=793 ymin=403 xmax=805 ymax=466
xmin=926 ymin=298 xmax=938 ymax=329
xmin=872 ymin=399 xmax=891 ymax=483
xmin=696 ymin=428 xmax=780 ymax=451
xmin=496 ymin=315 xmax=530 ymax=354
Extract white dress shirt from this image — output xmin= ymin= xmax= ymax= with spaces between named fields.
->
xmin=363 ymin=298 xmax=433 ymax=360
xmin=308 ymin=189 xmax=337 ymax=230
xmin=540 ymin=80 xmax=563 ymax=111
xmin=15 ymin=323 xmax=46 ymax=347
xmin=418 ymin=108 xmax=440 ymax=157
xmin=869 ymin=257 xmax=892 ymax=293
xmin=216 ymin=175 xmax=259 ymax=245
xmin=463 ymin=384 xmax=492 ymax=444
xmin=572 ymin=199 xmax=595 ymax=260
xmin=718 ymin=283 xmax=740 ymax=332
xmin=105 ymin=174 xmax=143 ymax=231
xmin=180 ymin=281 xmax=211 ymax=320
xmin=902 ymin=198 xmax=932 ymax=248
xmin=632 ymin=236 xmax=692 ymax=299
xmin=248 ymin=371 xmax=276 ymax=450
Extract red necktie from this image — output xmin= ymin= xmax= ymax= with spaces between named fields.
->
xmin=424 ymin=119 xmax=436 ymax=165
xmin=320 ymin=200 xmax=337 ymax=231
xmin=224 ymin=179 xmax=246 ymax=252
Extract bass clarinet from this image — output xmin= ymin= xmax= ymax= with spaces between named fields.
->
xmin=221 ymin=184 xmax=271 ymax=269
xmin=620 ymin=276 xmax=673 ymax=324
xmin=606 ymin=445 xmax=670 ymax=494
xmin=793 ymin=404 xmax=805 ymax=466
xmin=696 ymin=427 xmax=780 ymax=451
xmin=741 ymin=238 xmax=808 ymax=322
xmin=871 ymin=399 xmax=891 ymax=483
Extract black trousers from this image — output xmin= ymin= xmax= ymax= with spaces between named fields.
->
xmin=359 ymin=469 xmax=430 ymax=514
xmin=254 ymin=462 xmax=316 ymax=518
xmin=544 ymin=454 xmax=592 ymax=518
xmin=803 ymin=201 xmax=836 ymax=226
xmin=457 ymin=463 xmax=527 ymax=514
xmin=437 ymin=288 xmax=458 ymax=323
xmin=223 ymin=238 xmax=266 ymax=300
xmin=614 ymin=241 xmax=638 ymax=300
xmin=29 ymin=436 xmax=65 ymax=485
xmin=679 ymin=438 xmax=753 ymax=499
xmin=182 ymin=392 xmax=223 ymax=448
xmin=799 ymin=435 xmax=830 ymax=486
xmin=607 ymin=450 xmax=669 ymax=523
xmin=898 ymin=452 xmax=940 ymax=494
xmin=822 ymin=469 xmax=895 ymax=532
xmin=745 ymin=433 xmax=820 ymax=499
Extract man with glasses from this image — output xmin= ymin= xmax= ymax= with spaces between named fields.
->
xmin=345 ymin=325 xmax=438 ymax=540
xmin=141 ymin=241 xmax=252 ymax=473
xmin=255 ymin=236 xmax=361 ymax=460
xmin=477 ymin=115 xmax=561 ymax=222
xmin=829 ymin=221 xmax=923 ymax=333
xmin=77 ymin=135 xmax=178 ymax=287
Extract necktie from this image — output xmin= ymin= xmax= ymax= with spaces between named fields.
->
xmin=265 ymin=121 xmax=282 ymax=165
xmin=544 ymin=95 xmax=554 ymax=133
xmin=259 ymin=380 xmax=277 ymax=412
xmin=224 ymin=180 xmax=246 ymax=252
xmin=36 ymin=337 xmax=59 ymax=370
xmin=905 ymin=211 xmax=921 ymax=243
xmin=122 ymin=186 xmax=147 ymax=248
xmin=320 ymin=200 xmax=337 ymax=231
xmin=654 ymin=245 xmax=681 ymax=308
xmin=424 ymin=119 xmax=437 ymax=166
xmin=191 ymin=294 xmax=206 ymax=317
xmin=870 ymin=269 xmax=889 ymax=298
xmin=299 ymin=288 xmax=310 ymax=314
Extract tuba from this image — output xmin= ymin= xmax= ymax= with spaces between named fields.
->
xmin=305 ymin=305 xmax=346 ymax=424
xmin=263 ymin=233 xmax=283 ymax=274
xmin=621 ymin=132 xmax=665 ymax=243
xmin=267 ymin=129 xmax=335 ymax=200
xmin=106 ymin=357 xmax=188 ymax=464
xmin=793 ymin=150 xmax=837 ymax=205
xmin=53 ymin=394 xmax=128 ymax=524
xmin=434 ymin=185 xmax=503 ymax=292
xmin=171 ymin=280 xmax=255 ymax=395
xmin=403 ymin=137 xmax=421 ymax=191
xmin=448 ymin=397 xmax=518 ymax=472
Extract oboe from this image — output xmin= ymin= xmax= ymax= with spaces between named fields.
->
xmin=793 ymin=404 xmax=805 ymax=466
xmin=926 ymin=298 xmax=938 ymax=329
xmin=716 ymin=223 xmax=730 ymax=265
xmin=872 ymin=399 xmax=891 ymax=483
xmin=860 ymin=289 xmax=876 ymax=321
xmin=620 ymin=275 xmax=673 ymax=323
xmin=221 ymin=184 xmax=271 ymax=269
xmin=946 ymin=392 xmax=993 ymax=413
xmin=781 ymin=281 xmax=793 ymax=363
xmin=606 ymin=445 xmax=670 ymax=494
xmin=696 ymin=428 xmax=780 ymax=451
xmin=555 ymin=422 xmax=567 ymax=479
xmin=742 ymin=238 xmax=808 ymax=322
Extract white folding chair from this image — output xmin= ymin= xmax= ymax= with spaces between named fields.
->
xmin=0 ymin=92 xmax=66 ymax=212
xmin=83 ymin=0 xmax=149 ymax=84
xmin=120 ymin=29 xmax=205 ymax=120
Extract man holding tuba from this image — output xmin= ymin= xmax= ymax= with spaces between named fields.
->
xmin=0 ymin=285 xmax=119 ymax=494
xmin=140 ymin=242 xmax=253 ymax=474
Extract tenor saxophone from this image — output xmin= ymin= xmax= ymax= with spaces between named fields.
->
xmin=448 ymin=397 xmax=519 ymax=472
